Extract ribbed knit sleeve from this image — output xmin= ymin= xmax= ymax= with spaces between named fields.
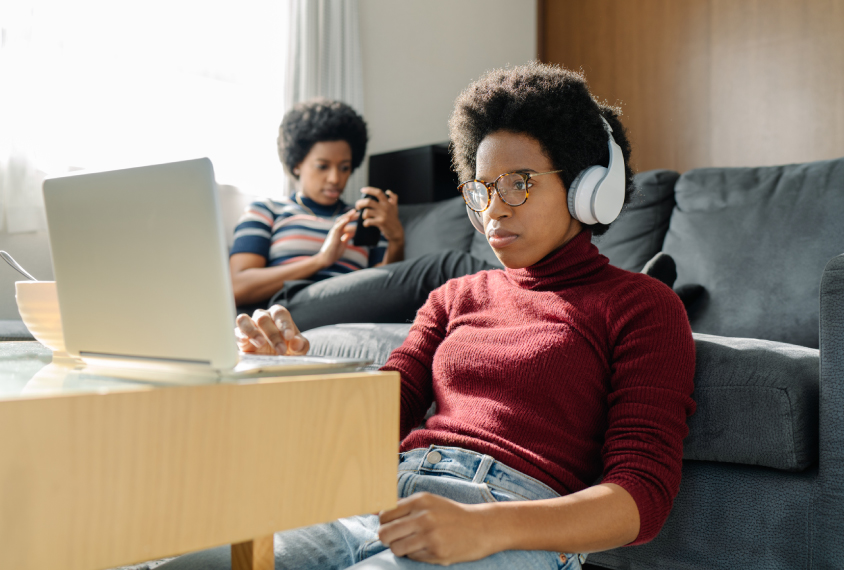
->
xmin=381 ymin=286 xmax=449 ymax=439
xmin=599 ymin=277 xmax=696 ymax=545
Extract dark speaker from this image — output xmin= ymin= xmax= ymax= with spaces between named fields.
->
xmin=368 ymin=143 xmax=458 ymax=204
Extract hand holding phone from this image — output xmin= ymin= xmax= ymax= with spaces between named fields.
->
xmin=353 ymin=193 xmax=382 ymax=247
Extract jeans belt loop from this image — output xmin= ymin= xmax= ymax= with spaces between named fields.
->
xmin=472 ymin=454 xmax=495 ymax=484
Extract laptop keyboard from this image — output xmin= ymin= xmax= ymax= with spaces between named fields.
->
xmin=234 ymin=352 xmax=374 ymax=374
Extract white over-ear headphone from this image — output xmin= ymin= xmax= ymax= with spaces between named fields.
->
xmin=466 ymin=115 xmax=626 ymax=233
xmin=567 ymin=116 xmax=626 ymax=225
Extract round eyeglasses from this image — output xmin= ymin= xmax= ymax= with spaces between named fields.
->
xmin=457 ymin=170 xmax=563 ymax=213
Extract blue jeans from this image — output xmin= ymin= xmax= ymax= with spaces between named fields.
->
xmin=156 ymin=446 xmax=587 ymax=570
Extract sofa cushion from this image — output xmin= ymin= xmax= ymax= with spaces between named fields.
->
xmin=0 ymin=319 xmax=35 ymax=341
xmin=685 ymin=333 xmax=819 ymax=471
xmin=593 ymin=169 xmax=679 ymax=272
xmin=398 ymin=196 xmax=476 ymax=260
xmin=304 ymin=323 xmax=412 ymax=367
xmin=663 ymin=157 xmax=844 ymax=348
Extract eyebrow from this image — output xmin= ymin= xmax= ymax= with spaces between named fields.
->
xmin=314 ymin=158 xmax=352 ymax=164
xmin=476 ymin=168 xmax=538 ymax=179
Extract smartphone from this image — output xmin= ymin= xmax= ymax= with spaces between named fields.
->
xmin=352 ymin=194 xmax=382 ymax=247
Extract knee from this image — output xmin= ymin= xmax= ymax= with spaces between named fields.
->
xmin=413 ymin=249 xmax=495 ymax=276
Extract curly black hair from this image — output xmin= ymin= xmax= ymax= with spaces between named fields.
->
xmin=278 ymin=98 xmax=368 ymax=178
xmin=448 ymin=62 xmax=634 ymax=236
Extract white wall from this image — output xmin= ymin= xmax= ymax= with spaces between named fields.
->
xmin=359 ymin=0 xmax=537 ymax=155
xmin=0 ymin=1 xmax=537 ymax=320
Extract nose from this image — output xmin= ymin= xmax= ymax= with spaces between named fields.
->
xmin=485 ymin=185 xmax=512 ymax=222
xmin=326 ymin=167 xmax=340 ymax=184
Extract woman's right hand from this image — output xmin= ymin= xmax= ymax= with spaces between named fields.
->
xmin=315 ymin=209 xmax=357 ymax=269
xmin=235 ymin=305 xmax=309 ymax=356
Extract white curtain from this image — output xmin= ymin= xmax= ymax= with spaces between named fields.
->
xmin=0 ymin=0 xmax=290 ymax=234
xmin=0 ymin=4 xmax=52 ymax=233
xmin=284 ymin=0 xmax=366 ymax=202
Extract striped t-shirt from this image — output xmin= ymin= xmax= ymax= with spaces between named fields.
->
xmin=230 ymin=193 xmax=387 ymax=282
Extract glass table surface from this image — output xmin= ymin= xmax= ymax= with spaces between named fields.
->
xmin=0 ymin=341 xmax=374 ymax=400
xmin=0 ymin=341 xmax=172 ymax=400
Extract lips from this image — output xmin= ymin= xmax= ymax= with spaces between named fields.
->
xmin=487 ymin=227 xmax=518 ymax=249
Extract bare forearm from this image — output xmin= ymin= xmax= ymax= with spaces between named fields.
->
xmin=232 ymin=257 xmax=324 ymax=305
xmin=478 ymin=483 xmax=640 ymax=555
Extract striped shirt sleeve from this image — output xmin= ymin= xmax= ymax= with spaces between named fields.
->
xmin=230 ymin=199 xmax=275 ymax=259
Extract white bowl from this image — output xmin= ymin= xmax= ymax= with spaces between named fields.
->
xmin=15 ymin=281 xmax=68 ymax=357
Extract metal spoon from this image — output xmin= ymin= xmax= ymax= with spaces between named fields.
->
xmin=0 ymin=251 xmax=38 ymax=281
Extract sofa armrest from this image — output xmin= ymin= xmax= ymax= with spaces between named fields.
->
xmin=813 ymin=252 xmax=844 ymax=564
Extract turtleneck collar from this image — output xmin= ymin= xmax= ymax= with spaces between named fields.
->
xmin=504 ymin=230 xmax=608 ymax=291
xmin=295 ymin=192 xmax=347 ymax=217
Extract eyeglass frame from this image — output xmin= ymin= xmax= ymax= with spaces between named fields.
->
xmin=457 ymin=170 xmax=563 ymax=213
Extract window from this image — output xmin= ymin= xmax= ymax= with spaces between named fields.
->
xmin=1 ymin=0 xmax=289 ymax=231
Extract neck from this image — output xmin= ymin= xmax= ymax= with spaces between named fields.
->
xmin=505 ymin=230 xmax=608 ymax=290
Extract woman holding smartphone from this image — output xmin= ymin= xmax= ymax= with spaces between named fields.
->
xmin=229 ymin=99 xmax=406 ymax=311
xmin=230 ymin=99 xmax=494 ymax=331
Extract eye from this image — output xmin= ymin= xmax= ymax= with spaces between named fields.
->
xmin=314 ymin=163 xmax=328 ymax=171
xmin=340 ymin=165 xmax=352 ymax=173
xmin=519 ymin=174 xmax=536 ymax=189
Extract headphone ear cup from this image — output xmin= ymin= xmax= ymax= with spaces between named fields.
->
xmin=568 ymin=115 xmax=627 ymax=225
xmin=567 ymin=165 xmax=605 ymax=224
xmin=466 ymin=205 xmax=485 ymax=234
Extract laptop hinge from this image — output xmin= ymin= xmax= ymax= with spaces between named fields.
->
xmin=79 ymin=351 xmax=211 ymax=366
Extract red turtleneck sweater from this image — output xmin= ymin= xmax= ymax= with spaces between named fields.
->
xmin=381 ymin=231 xmax=696 ymax=544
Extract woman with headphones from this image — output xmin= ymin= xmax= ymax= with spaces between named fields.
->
xmin=163 ymin=62 xmax=695 ymax=570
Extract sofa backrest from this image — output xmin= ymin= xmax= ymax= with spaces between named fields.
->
xmin=594 ymin=169 xmax=679 ymax=272
xmin=398 ymin=196 xmax=476 ymax=260
xmin=663 ymin=157 xmax=844 ymax=348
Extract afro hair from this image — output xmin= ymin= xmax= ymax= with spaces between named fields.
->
xmin=278 ymin=98 xmax=368 ymax=178
xmin=448 ymin=62 xmax=635 ymax=236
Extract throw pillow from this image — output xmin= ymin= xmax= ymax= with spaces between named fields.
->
xmin=639 ymin=252 xmax=706 ymax=313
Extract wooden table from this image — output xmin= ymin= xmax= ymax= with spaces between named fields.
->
xmin=0 ymin=342 xmax=400 ymax=570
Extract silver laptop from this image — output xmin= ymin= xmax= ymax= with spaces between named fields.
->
xmin=42 ymin=158 xmax=371 ymax=383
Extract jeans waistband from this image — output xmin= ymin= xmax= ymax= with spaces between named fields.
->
xmin=398 ymin=446 xmax=560 ymax=502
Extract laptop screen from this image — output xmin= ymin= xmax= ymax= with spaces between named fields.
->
xmin=43 ymin=158 xmax=240 ymax=370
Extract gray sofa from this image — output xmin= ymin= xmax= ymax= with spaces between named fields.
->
xmin=305 ymin=156 xmax=844 ymax=570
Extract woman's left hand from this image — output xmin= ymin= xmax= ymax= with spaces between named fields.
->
xmin=377 ymin=492 xmax=497 ymax=565
xmin=355 ymin=187 xmax=405 ymax=245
